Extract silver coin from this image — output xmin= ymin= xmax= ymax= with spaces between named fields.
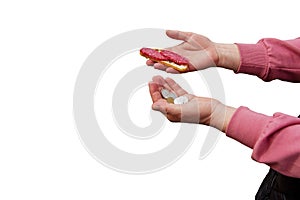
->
xmin=161 ymin=89 xmax=170 ymax=99
xmin=174 ymin=96 xmax=189 ymax=105
xmin=168 ymin=92 xmax=177 ymax=99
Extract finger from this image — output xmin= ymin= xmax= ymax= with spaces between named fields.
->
xmin=152 ymin=100 xmax=180 ymax=115
xmin=152 ymin=75 xmax=173 ymax=92
xmin=165 ymin=77 xmax=188 ymax=96
xmin=152 ymin=100 xmax=168 ymax=114
xmin=166 ymin=67 xmax=180 ymax=74
xmin=154 ymin=63 xmax=182 ymax=73
xmin=153 ymin=101 xmax=182 ymax=122
xmin=146 ymin=59 xmax=155 ymax=66
xmin=148 ymin=81 xmax=162 ymax=102
xmin=152 ymin=75 xmax=165 ymax=85
xmin=166 ymin=30 xmax=193 ymax=42
xmin=186 ymin=64 xmax=197 ymax=72
xmin=165 ymin=41 xmax=185 ymax=52
xmin=153 ymin=63 xmax=168 ymax=71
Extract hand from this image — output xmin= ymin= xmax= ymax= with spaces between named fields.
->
xmin=148 ymin=76 xmax=236 ymax=132
xmin=147 ymin=30 xmax=218 ymax=73
xmin=146 ymin=30 xmax=240 ymax=73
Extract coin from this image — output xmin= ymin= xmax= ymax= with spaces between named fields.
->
xmin=161 ymin=89 xmax=170 ymax=99
xmin=160 ymin=88 xmax=177 ymax=104
xmin=166 ymin=97 xmax=174 ymax=104
xmin=174 ymin=96 xmax=189 ymax=105
xmin=168 ymin=92 xmax=177 ymax=99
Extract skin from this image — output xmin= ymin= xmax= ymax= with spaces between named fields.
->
xmin=147 ymin=30 xmax=240 ymax=132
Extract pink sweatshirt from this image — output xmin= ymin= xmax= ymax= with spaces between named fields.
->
xmin=226 ymin=38 xmax=300 ymax=178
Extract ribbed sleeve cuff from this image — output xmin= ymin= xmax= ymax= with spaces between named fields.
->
xmin=226 ymin=106 xmax=272 ymax=149
xmin=235 ymin=43 xmax=268 ymax=80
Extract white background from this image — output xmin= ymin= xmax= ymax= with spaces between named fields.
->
xmin=1 ymin=0 xmax=300 ymax=199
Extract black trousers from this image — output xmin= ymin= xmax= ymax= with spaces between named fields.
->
xmin=255 ymin=168 xmax=300 ymax=200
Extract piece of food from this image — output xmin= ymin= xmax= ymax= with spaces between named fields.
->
xmin=140 ymin=48 xmax=167 ymax=61
xmin=160 ymin=50 xmax=189 ymax=65
xmin=140 ymin=47 xmax=189 ymax=72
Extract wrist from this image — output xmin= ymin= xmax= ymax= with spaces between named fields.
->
xmin=214 ymin=43 xmax=240 ymax=71
xmin=209 ymin=102 xmax=237 ymax=132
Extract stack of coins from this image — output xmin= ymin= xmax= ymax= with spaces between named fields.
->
xmin=161 ymin=88 xmax=176 ymax=104
xmin=160 ymin=88 xmax=188 ymax=105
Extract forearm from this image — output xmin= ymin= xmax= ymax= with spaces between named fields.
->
xmin=215 ymin=38 xmax=300 ymax=82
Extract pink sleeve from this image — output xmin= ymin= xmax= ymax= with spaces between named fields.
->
xmin=236 ymin=38 xmax=300 ymax=82
xmin=226 ymin=107 xmax=300 ymax=178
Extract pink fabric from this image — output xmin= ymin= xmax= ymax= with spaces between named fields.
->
xmin=227 ymin=107 xmax=300 ymax=178
xmin=236 ymin=38 xmax=300 ymax=82
xmin=226 ymin=38 xmax=300 ymax=178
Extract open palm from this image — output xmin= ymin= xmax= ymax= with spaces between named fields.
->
xmin=147 ymin=30 xmax=219 ymax=73
xmin=148 ymin=75 xmax=221 ymax=125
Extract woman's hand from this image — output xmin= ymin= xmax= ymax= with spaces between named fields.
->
xmin=146 ymin=30 xmax=240 ymax=73
xmin=148 ymin=76 xmax=236 ymax=132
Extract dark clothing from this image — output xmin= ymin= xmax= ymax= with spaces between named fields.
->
xmin=255 ymin=168 xmax=300 ymax=200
